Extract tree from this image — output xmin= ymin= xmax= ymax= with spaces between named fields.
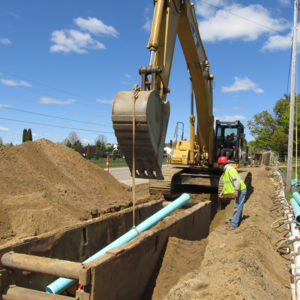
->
xmin=63 ymin=138 xmax=72 ymax=147
xmin=270 ymin=131 xmax=288 ymax=161
xmin=72 ymin=140 xmax=82 ymax=152
xmin=95 ymin=135 xmax=107 ymax=150
xmin=86 ymin=144 xmax=92 ymax=160
xmin=68 ymin=131 xmax=80 ymax=145
xmin=0 ymin=137 xmax=3 ymax=146
xmin=247 ymin=93 xmax=300 ymax=157
xmin=247 ymin=110 xmax=277 ymax=151
xmin=95 ymin=147 xmax=100 ymax=160
xmin=95 ymin=134 xmax=107 ymax=158
xmin=22 ymin=129 xmax=28 ymax=143
xmin=22 ymin=128 xmax=33 ymax=143
xmin=27 ymin=128 xmax=32 ymax=141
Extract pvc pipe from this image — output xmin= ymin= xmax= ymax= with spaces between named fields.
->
xmin=293 ymin=192 xmax=300 ymax=204
xmin=46 ymin=193 xmax=190 ymax=294
xmin=291 ymin=198 xmax=300 ymax=225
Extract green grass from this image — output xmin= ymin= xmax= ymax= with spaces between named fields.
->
xmin=90 ymin=157 xmax=127 ymax=168
xmin=279 ymin=162 xmax=300 ymax=199
xmin=89 ymin=157 xmax=168 ymax=169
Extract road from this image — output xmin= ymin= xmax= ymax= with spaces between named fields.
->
xmin=109 ymin=165 xmax=169 ymax=186
xmin=108 ymin=167 xmax=149 ymax=186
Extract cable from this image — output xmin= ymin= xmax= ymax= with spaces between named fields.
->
xmin=0 ymin=70 xmax=82 ymax=99
xmin=1 ymin=106 xmax=111 ymax=128
xmin=0 ymin=117 xmax=114 ymax=134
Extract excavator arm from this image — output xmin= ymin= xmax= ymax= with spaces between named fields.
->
xmin=112 ymin=0 xmax=214 ymax=179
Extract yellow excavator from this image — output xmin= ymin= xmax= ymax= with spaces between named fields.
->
xmin=112 ymin=0 xmax=249 ymax=198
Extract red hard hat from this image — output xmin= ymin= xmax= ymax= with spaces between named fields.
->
xmin=218 ymin=156 xmax=229 ymax=164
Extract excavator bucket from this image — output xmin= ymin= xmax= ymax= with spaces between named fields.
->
xmin=112 ymin=90 xmax=169 ymax=179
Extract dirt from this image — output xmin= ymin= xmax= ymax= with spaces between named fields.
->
xmin=0 ymin=139 xmax=133 ymax=244
xmin=0 ymin=140 xmax=291 ymax=299
xmin=152 ymin=167 xmax=291 ymax=300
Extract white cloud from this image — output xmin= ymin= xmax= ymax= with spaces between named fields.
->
xmin=50 ymin=29 xmax=105 ymax=53
xmin=32 ymin=133 xmax=41 ymax=137
xmin=222 ymin=77 xmax=263 ymax=93
xmin=278 ymin=0 xmax=291 ymax=6
xmin=215 ymin=115 xmax=246 ymax=121
xmin=262 ymin=25 xmax=300 ymax=52
xmin=82 ymin=138 xmax=93 ymax=145
xmin=40 ymin=97 xmax=76 ymax=105
xmin=142 ymin=17 xmax=152 ymax=32
xmin=0 ymin=104 xmax=11 ymax=108
xmin=125 ymin=74 xmax=132 ymax=78
xmin=74 ymin=17 xmax=118 ymax=37
xmin=195 ymin=0 xmax=226 ymax=18
xmin=96 ymin=99 xmax=113 ymax=104
xmin=196 ymin=3 xmax=288 ymax=42
xmin=0 ymin=38 xmax=11 ymax=45
xmin=0 ymin=126 xmax=9 ymax=131
xmin=262 ymin=33 xmax=292 ymax=51
xmin=0 ymin=78 xmax=31 ymax=87
xmin=50 ymin=17 xmax=117 ymax=54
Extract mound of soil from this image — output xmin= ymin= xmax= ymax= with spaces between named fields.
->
xmin=152 ymin=167 xmax=290 ymax=300
xmin=0 ymin=139 xmax=131 ymax=244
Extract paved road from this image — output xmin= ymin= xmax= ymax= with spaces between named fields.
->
xmin=108 ymin=167 xmax=149 ymax=186
xmin=109 ymin=165 xmax=169 ymax=186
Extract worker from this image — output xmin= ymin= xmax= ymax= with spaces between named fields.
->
xmin=218 ymin=156 xmax=247 ymax=229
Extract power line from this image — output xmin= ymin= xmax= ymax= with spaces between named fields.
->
xmin=0 ymin=117 xmax=114 ymax=134
xmin=1 ymin=70 xmax=82 ymax=99
xmin=1 ymin=106 xmax=111 ymax=127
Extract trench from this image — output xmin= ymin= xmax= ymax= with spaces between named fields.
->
xmin=0 ymin=189 xmax=230 ymax=300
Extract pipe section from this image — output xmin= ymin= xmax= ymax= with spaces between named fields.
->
xmin=1 ymin=252 xmax=83 ymax=280
xmin=46 ymin=193 xmax=190 ymax=294
xmin=3 ymin=285 xmax=70 ymax=300
xmin=291 ymin=198 xmax=300 ymax=225
xmin=293 ymin=192 xmax=300 ymax=204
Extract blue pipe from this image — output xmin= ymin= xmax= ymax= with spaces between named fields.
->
xmin=291 ymin=198 xmax=300 ymax=225
xmin=293 ymin=192 xmax=300 ymax=204
xmin=46 ymin=193 xmax=190 ymax=294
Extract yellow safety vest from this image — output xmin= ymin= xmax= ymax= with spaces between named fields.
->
xmin=223 ymin=165 xmax=246 ymax=194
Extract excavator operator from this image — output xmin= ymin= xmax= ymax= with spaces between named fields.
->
xmin=221 ymin=133 xmax=236 ymax=159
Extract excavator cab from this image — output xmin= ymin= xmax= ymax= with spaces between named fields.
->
xmin=214 ymin=120 xmax=248 ymax=166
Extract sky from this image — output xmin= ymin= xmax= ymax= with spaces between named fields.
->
xmin=0 ymin=0 xmax=298 ymax=146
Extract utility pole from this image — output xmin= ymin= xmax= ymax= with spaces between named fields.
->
xmin=287 ymin=0 xmax=298 ymax=191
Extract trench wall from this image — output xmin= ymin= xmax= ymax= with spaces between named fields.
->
xmin=87 ymin=201 xmax=211 ymax=300
xmin=0 ymin=200 xmax=164 ymax=292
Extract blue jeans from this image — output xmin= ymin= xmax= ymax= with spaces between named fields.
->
xmin=231 ymin=188 xmax=247 ymax=227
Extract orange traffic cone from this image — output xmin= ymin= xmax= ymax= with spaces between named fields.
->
xmin=166 ymin=155 xmax=169 ymax=167
xmin=105 ymin=156 xmax=109 ymax=173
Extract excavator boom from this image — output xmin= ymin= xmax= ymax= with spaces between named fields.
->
xmin=112 ymin=0 xmax=213 ymax=179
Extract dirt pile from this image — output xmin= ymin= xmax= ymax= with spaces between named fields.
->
xmin=152 ymin=167 xmax=290 ymax=300
xmin=0 ymin=139 xmax=131 ymax=244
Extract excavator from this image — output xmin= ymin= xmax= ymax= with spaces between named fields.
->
xmin=112 ymin=0 xmax=249 ymax=199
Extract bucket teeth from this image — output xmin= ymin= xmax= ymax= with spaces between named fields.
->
xmin=112 ymin=90 xmax=170 ymax=180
